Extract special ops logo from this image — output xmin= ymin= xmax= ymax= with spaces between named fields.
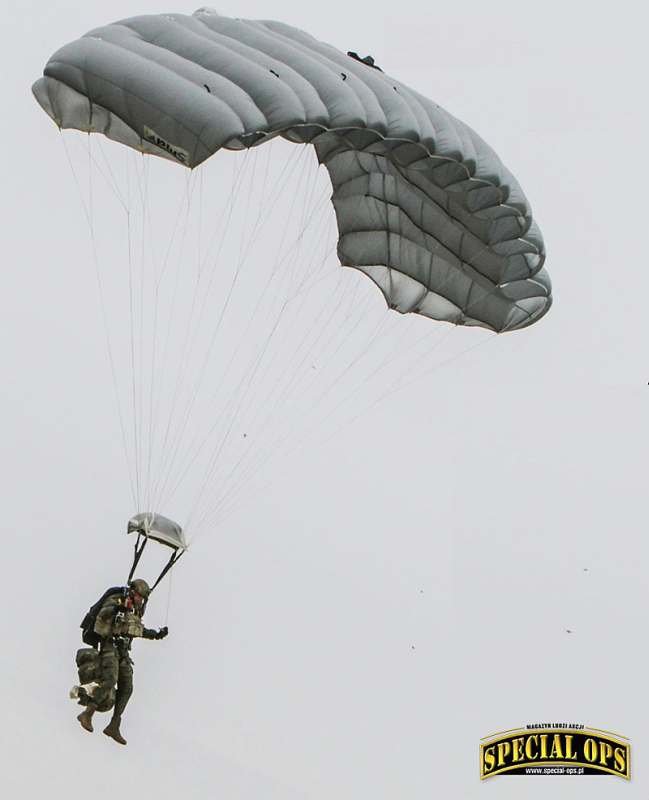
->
xmin=480 ymin=724 xmax=630 ymax=779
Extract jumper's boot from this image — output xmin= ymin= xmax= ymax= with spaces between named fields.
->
xmin=77 ymin=704 xmax=97 ymax=733
xmin=103 ymin=716 xmax=127 ymax=745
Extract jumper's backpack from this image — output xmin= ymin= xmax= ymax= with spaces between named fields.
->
xmin=80 ymin=586 xmax=125 ymax=648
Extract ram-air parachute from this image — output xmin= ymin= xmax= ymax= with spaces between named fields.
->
xmin=32 ymin=9 xmax=551 ymax=562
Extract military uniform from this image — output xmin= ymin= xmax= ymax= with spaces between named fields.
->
xmin=75 ymin=579 xmax=167 ymax=745
xmin=84 ymin=593 xmax=141 ymax=714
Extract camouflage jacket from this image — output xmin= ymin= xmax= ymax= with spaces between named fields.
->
xmin=93 ymin=592 xmax=148 ymax=640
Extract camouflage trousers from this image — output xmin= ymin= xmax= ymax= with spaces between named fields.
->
xmin=83 ymin=639 xmax=134 ymax=716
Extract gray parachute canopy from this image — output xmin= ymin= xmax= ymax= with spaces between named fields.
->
xmin=32 ymin=7 xmax=551 ymax=333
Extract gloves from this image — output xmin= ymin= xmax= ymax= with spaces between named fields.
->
xmin=142 ymin=626 xmax=169 ymax=640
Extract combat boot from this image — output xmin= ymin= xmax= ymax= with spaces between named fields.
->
xmin=103 ymin=716 xmax=127 ymax=745
xmin=77 ymin=704 xmax=97 ymax=733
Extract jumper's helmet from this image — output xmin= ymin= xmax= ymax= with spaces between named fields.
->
xmin=128 ymin=578 xmax=151 ymax=599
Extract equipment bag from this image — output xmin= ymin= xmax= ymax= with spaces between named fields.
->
xmin=75 ymin=647 xmax=100 ymax=684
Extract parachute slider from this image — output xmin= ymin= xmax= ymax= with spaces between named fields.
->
xmin=127 ymin=513 xmax=186 ymax=591
xmin=128 ymin=512 xmax=186 ymax=551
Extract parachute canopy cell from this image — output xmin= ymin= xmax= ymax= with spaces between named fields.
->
xmin=32 ymin=8 xmax=551 ymax=333
xmin=127 ymin=512 xmax=187 ymax=552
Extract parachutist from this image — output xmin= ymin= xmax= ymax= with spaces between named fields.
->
xmin=74 ymin=578 xmax=168 ymax=746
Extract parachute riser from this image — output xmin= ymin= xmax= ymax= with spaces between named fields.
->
xmin=151 ymin=548 xmax=185 ymax=592
xmin=127 ymin=532 xmax=147 ymax=584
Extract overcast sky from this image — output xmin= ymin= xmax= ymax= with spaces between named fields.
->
xmin=2 ymin=1 xmax=648 ymax=797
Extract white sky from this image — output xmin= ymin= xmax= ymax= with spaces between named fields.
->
xmin=1 ymin=1 xmax=647 ymax=797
